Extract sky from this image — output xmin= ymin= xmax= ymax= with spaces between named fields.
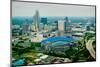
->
xmin=12 ymin=1 xmax=95 ymax=17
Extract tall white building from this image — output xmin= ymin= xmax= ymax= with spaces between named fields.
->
xmin=33 ymin=10 xmax=40 ymax=32
xmin=58 ymin=20 xmax=66 ymax=36
xmin=31 ymin=10 xmax=44 ymax=42
xmin=58 ymin=20 xmax=65 ymax=31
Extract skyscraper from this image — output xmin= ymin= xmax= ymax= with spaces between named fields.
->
xmin=54 ymin=20 xmax=58 ymax=30
xmin=58 ymin=20 xmax=66 ymax=31
xmin=64 ymin=17 xmax=69 ymax=31
xmin=64 ymin=17 xmax=68 ymax=22
xmin=64 ymin=17 xmax=72 ymax=34
xmin=22 ymin=19 xmax=29 ymax=34
xmin=41 ymin=17 xmax=47 ymax=30
xmin=58 ymin=20 xmax=66 ymax=36
xmin=34 ymin=10 xmax=40 ymax=32
xmin=41 ymin=18 xmax=47 ymax=25
xmin=31 ymin=10 xmax=44 ymax=42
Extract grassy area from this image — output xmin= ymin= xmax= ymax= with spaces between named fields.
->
xmin=12 ymin=42 xmax=41 ymax=60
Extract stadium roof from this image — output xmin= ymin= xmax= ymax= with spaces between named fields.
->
xmin=41 ymin=36 xmax=77 ymax=45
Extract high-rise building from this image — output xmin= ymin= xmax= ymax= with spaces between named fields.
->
xmin=57 ymin=17 xmax=72 ymax=36
xmin=64 ymin=17 xmax=71 ymax=32
xmin=64 ymin=17 xmax=68 ymax=22
xmin=22 ymin=19 xmax=29 ymax=34
xmin=57 ymin=20 xmax=66 ymax=36
xmin=34 ymin=10 xmax=40 ymax=32
xmin=41 ymin=17 xmax=47 ymax=30
xmin=58 ymin=20 xmax=66 ymax=31
xmin=40 ymin=23 xmax=44 ymax=30
xmin=41 ymin=18 xmax=47 ymax=25
xmin=54 ymin=20 xmax=58 ymax=30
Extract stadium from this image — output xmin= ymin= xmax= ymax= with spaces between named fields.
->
xmin=41 ymin=36 xmax=78 ymax=55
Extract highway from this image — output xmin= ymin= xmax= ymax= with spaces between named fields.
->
xmin=86 ymin=37 xmax=96 ymax=59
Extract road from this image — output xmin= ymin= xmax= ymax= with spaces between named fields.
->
xmin=86 ymin=37 xmax=96 ymax=59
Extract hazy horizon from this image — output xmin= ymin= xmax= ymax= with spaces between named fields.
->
xmin=12 ymin=1 xmax=95 ymax=17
